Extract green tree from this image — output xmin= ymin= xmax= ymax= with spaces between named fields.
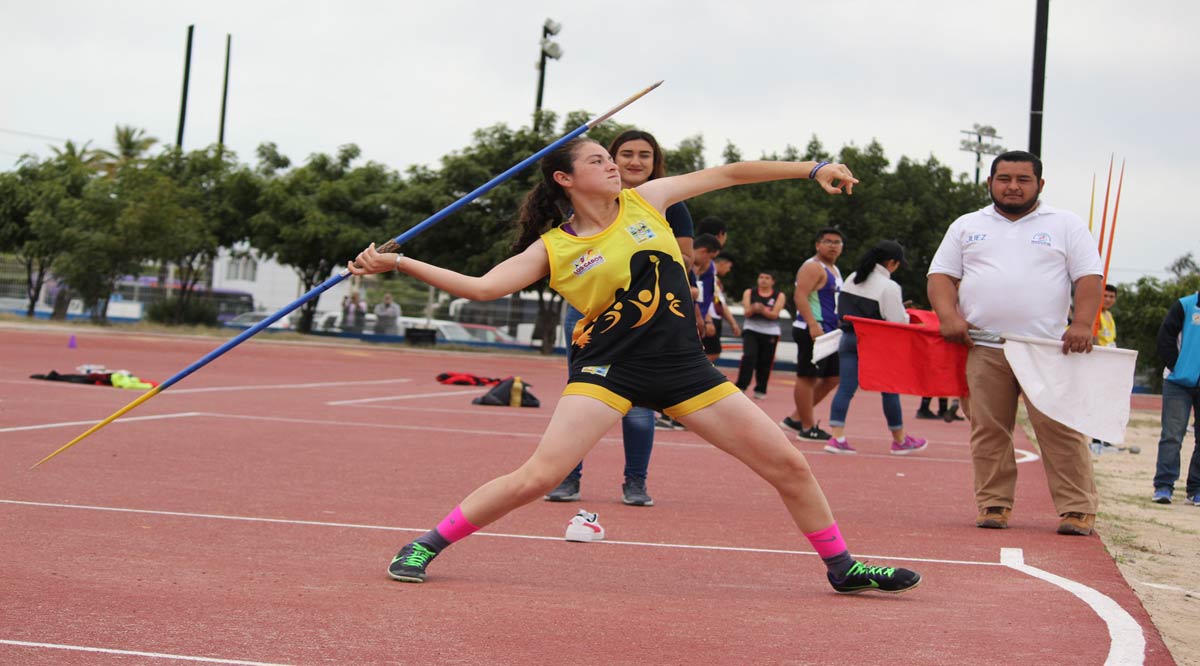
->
xmin=125 ymin=146 xmax=261 ymax=323
xmin=1113 ymin=255 xmax=1200 ymax=391
xmin=250 ymin=144 xmax=397 ymax=332
xmin=0 ymin=150 xmax=97 ymax=318
xmin=95 ymin=125 xmax=158 ymax=177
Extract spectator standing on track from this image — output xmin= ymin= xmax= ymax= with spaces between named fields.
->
xmin=342 ymin=292 xmax=366 ymax=334
xmin=1090 ymin=284 xmax=1120 ymax=451
xmin=1096 ymin=284 xmax=1118 ymax=348
xmin=545 ymin=129 xmax=694 ymax=507
xmin=710 ymin=253 xmax=739 ymax=343
xmin=373 ymin=293 xmax=401 ymax=335
xmin=349 ymin=139 xmax=921 ymax=595
xmin=781 ymin=228 xmax=845 ymax=442
xmin=693 ymin=234 xmax=724 ymax=363
xmin=1151 ymin=289 xmax=1200 ymax=505
xmin=928 ymin=150 xmax=1104 ymax=536
xmin=736 ymin=271 xmax=785 ymax=399
xmin=824 ymin=241 xmax=927 ymax=455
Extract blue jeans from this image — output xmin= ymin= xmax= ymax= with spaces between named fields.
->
xmin=828 ymin=330 xmax=903 ymax=431
xmin=1153 ymin=379 xmax=1200 ymax=495
xmin=563 ymin=305 xmax=655 ymax=482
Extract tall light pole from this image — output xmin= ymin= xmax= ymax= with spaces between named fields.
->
xmin=959 ymin=124 xmax=1005 ymax=185
xmin=513 ymin=18 xmax=562 ymax=337
xmin=1029 ymin=0 xmax=1050 ymax=157
xmin=533 ymin=18 xmax=563 ymax=131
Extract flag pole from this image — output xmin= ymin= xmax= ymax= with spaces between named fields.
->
xmin=1095 ymin=155 xmax=1114 ymax=255
xmin=31 ymin=81 xmax=664 ymax=470
xmin=1087 ymin=173 xmax=1096 ymax=233
xmin=1093 ymin=159 xmax=1125 ymax=338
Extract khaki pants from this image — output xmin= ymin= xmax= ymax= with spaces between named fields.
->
xmin=966 ymin=346 xmax=1097 ymax=515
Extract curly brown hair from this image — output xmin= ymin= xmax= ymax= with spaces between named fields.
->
xmin=512 ymin=137 xmax=599 ymax=252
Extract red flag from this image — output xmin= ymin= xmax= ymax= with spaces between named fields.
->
xmin=847 ymin=311 xmax=969 ymax=397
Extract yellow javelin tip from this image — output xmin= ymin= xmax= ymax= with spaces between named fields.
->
xmin=30 ymin=385 xmax=163 ymax=470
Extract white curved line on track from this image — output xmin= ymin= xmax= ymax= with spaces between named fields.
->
xmin=1001 ymin=548 xmax=1144 ymax=666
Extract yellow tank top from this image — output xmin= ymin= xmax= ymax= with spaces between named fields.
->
xmin=542 ymin=189 xmax=697 ymax=365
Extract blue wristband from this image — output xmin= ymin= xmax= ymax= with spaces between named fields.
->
xmin=809 ymin=161 xmax=830 ymax=180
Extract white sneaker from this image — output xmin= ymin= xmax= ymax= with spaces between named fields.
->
xmin=565 ymin=510 xmax=605 ymax=542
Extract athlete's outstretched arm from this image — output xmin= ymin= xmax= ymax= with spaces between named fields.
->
xmin=348 ymin=241 xmax=551 ymax=302
xmin=635 ymin=161 xmax=858 ymax=212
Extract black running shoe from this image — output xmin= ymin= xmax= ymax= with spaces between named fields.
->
xmin=828 ymin=561 xmax=922 ymax=595
xmin=622 ymin=478 xmax=654 ymax=506
xmin=545 ymin=477 xmax=581 ymax=502
xmin=388 ymin=542 xmax=439 ymax=583
xmin=780 ymin=416 xmax=805 ymax=432
xmin=797 ymin=423 xmax=833 ymax=441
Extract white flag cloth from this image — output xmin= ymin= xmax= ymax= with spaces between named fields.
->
xmin=1001 ymin=333 xmax=1139 ymax=444
xmin=811 ymin=329 xmax=843 ymax=364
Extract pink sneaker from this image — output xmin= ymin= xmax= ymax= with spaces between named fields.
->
xmin=824 ymin=437 xmax=857 ymax=455
xmin=890 ymin=435 xmax=928 ymax=455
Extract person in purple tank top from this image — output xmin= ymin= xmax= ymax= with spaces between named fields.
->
xmin=781 ymin=228 xmax=845 ymax=441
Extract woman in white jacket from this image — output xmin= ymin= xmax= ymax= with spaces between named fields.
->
xmin=824 ymin=240 xmax=927 ymax=455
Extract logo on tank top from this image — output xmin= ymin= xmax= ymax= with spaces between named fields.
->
xmin=581 ymin=364 xmax=611 ymax=377
xmin=1030 ymin=232 xmax=1052 ymax=247
xmin=626 ymin=220 xmax=657 ymax=244
xmin=572 ymin=249 xmax=606 ymax=277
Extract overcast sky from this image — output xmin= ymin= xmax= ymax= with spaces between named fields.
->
xmin=2 ymin=1 xmax=1196 ymax=284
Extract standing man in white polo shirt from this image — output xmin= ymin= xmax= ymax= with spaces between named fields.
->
xmin=927 ymin=151 xmax=1104 ymax=536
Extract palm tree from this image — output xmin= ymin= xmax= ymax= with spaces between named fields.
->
xmin=50 ymin=139 xmax=103 ymax=171
xmin=95 ymin=125 xmax=158 ymax=176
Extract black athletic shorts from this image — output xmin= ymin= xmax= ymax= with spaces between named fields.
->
xmin=794 ymin=326 xmax=839 ymax=378
xmin=564 ymin=351 xmax=738 ymax=418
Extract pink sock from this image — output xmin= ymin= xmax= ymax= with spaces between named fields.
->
xmin=436 ymin=505 xmax=480 ymax=544
xmin=804 ymin=522 xmax=849 ymax=559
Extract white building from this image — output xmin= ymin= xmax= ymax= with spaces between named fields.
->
xmin=211 ymin=243 xmax=360 ymax=319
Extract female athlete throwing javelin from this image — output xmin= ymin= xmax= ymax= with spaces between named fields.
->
xmin=348 ymin=138 xmax=921 ymax=595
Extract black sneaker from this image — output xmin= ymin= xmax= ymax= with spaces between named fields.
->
xmin=655 ymin=415 xmax=685 ymax=430
xmin=780 ymin=416 xmax=805 ymax=432
xmin=915 ymin=408 xmax=940 ymax=420
xmin=545 ymin=477 xmax=581 ymax=502
xmin=828 ymin=561 xmax=922 ymax=595
xmin=388 ymin=542 xmax=439 ymax=583
xmin=797 ymin=423 xmax=833 ymax=441
xmin=622 ymin=478 xmax=654 ymax=506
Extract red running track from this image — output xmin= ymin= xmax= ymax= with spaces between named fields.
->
xmin=0 ymin=325 xmax=1174 ymax=665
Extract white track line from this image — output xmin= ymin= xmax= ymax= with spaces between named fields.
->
xmin=0 ymin=639 xmax=292 ymax=665
xmin=325 ymin=388 xmax=484 ymax=405
xmin=165 ymin=378 xmax=411 ymax=394
xmin=0 ymin=412 xmax=203 ymax=433
xmin=1001 ymin=548 xmax=1144 ymax=666
xmin=0 ymin=498 xmax=994 ymax=568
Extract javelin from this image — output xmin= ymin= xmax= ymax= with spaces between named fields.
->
xmin=31 ymin=80 xmax=664 ymax=470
